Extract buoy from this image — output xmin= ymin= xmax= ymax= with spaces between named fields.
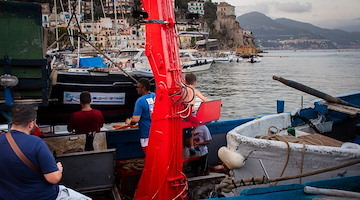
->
xmin=341 ymin=142 xmax=360 ymax=149
xmin=218 ymin=146 xmax=245 ymax=169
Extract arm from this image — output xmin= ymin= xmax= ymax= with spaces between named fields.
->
xmin=195 ymin=89 xmax=210 ymax=102
xmin=126 ymin=115 xmax=140 ymax=125
xmin=44 ymin=162 xmax=63 ymax=184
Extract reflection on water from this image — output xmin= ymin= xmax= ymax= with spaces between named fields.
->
xmin=194 ymin=50 xmax=360 ymax=119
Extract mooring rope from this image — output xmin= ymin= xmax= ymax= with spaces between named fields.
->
xmin=216 ymin=159 xmax=360 ymax=193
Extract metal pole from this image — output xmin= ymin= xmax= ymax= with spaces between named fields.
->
xmin=54 ymin=0 xmax=59 ymax=50
xmin=114 ymin=0 xmax=118 ymax=47
xmin=91 ymin=0 xmax=95 ymax=43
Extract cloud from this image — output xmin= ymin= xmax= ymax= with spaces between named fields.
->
xmin=272 ymin=2 xmax=312 ymax=13
xmin=235 ymin=2 xmax=271 ymax=15
xmin=353 ymin=17 xmax=360 ymax=21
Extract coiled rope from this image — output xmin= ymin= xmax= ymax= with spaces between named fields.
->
xmin=121 ymin=159 xmax=144 ymax=171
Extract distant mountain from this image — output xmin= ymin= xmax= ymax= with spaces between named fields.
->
xmin=236 ymin=12 xmax=360 ymax=49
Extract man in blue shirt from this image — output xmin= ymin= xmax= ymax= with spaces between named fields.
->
xmin=0 ymin=105 xmax=91 ymax=200
xmin=126 ymin=78 xmax=155 ymax=154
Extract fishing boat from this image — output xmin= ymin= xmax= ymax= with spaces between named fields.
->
xmin=216 ymin=77 xmax=360 ymax=196
xmin=36 ymin=51 xmax=154 ymax=125
xmin=37 ymin=67 xmax=149 ymax=125
xmin=3 ymin=1 xmax=360 ymax=200
xmin=180 ymin=49 xmax=214 ymax=72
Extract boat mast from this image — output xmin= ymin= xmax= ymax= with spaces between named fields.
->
xmin=91 ymin=0 xmax=95 ymax=43
xmin=68 ymin=0 xmax=74 ymax=46
xmin=54 ymin=0 xmax=59 ymax=50
xmin=99 ymin=0 xmax=106 ymax=18
xmin=59 ymin=0 xmax=65 ymax=12
xmin=114 ymin=0 xmax=118 ymax=48
xmin=77 ymin=0 xmax=81 ymax=68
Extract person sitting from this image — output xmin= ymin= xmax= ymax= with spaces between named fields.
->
xmin=0 ymin=105 xmax=91 ymax=200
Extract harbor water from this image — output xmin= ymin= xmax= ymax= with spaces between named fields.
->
xmin=195 ymin=49 xmax=360 ymax=119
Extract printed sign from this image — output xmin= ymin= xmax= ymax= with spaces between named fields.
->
xmin=63 ymin=91 xmax=125 ymax=105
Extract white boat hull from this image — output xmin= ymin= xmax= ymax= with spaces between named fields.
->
xmin=182 ymin=61 xmax=212 ymax=73
xmin=224 ymin=113 xmax=360 ymax=194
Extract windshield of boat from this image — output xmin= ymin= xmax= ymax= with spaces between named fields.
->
xmin=118 ymin=51 xmax=139 ymax=58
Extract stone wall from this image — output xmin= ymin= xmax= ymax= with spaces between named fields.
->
xmin=213 ymin=14 xmax=255 ymax=50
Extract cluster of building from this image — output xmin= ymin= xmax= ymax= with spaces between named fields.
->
xmin=40 ymin=0 xmax=255 ymax=52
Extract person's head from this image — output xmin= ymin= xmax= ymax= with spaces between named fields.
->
xmin=11 ymin=105 xmax=37 ymax=134
xmin=136 ymin=78 xmax=151 ymax=95
xmin=185 ymin=73 xmax=197 ymax=86
xmin=80 ymin=91 xmax=91 ymax=105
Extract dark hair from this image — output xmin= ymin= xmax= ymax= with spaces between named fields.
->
xmin=185 ymin=73 xmax=196 ymax=85
xmin=138 ymin=78 xmax=151 ymax=91
xmin=80 ymin=91 xmax=91 ymax=104
xmin=11 ymin=105 xmax=37 ymax=126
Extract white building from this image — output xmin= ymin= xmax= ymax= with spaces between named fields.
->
xmin=188 ymin=1 xmax=204 ymax=15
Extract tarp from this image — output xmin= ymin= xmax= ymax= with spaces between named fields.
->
xmin=79 ymin=57 xmax=106 ymax=68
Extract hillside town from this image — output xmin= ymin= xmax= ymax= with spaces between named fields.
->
xmin=40 ymin=0 xmax=258 ymax=55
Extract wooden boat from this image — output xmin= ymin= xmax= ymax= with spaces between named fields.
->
xmin=216 ymin=87 xmax=360 ymax=195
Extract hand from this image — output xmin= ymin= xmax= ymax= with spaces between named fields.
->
xmin=57 ymin=162 xmax=63 ymax=173
xmin=125 ymin=118 xmax=132 ymax=125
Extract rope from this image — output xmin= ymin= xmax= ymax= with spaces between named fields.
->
xmin=121 ymin=159 xmax=144 ymax=171
xmin=273 ymin=135 xmax=291 ymax=185
xmin=216 ymin=159 xmax=360 ymax=193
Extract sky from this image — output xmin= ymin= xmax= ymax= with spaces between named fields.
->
xmin=212 ymin=0 xmax=360 ymax=32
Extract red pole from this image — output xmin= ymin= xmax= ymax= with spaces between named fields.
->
xmin=134 ymin=0 xmax=187 ymax=199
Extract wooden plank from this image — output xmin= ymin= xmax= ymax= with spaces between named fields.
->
xmin=320 ymin=101 xmax=360 ymax=116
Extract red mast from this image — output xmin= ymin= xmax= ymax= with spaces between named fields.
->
xmin=135 ymin=0 xmax=222 ymax=198
xmin=134 ymin=0 xmax=188 ymax=199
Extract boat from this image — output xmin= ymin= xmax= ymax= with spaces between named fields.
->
xmin=3 ymin=1 xmax=359 ymax=200
xmin=106 ymin=48 xmax=153 ymax=77
xmin=35 ymin=51 xmax=154 ymax=125
xmin=37 ymin=68 xmax=150 ymax=125
xmin=207 ymin=175 xmax=360 ymax=199
xmin=212 ymin=51 xmax=242 ymax=63
xmin=37 ymin=44 xmax=154 ymax=125
xmin=180 ymin=49 xmax=214 ymax=72
xmin=246 ymin=55 xmax=261 ymax=63
xmin=215 ymin=78 xmax=360 ymax=196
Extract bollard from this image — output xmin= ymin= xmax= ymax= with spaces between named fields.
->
xmin=277 ymin=100 xmax=285 ymax=113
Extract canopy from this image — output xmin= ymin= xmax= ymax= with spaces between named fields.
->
xmin=79 ymin=57 xmax=106 ymax=68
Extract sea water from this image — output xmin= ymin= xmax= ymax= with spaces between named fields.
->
xmin=195 ymin=49 xmax=360 ymax=119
